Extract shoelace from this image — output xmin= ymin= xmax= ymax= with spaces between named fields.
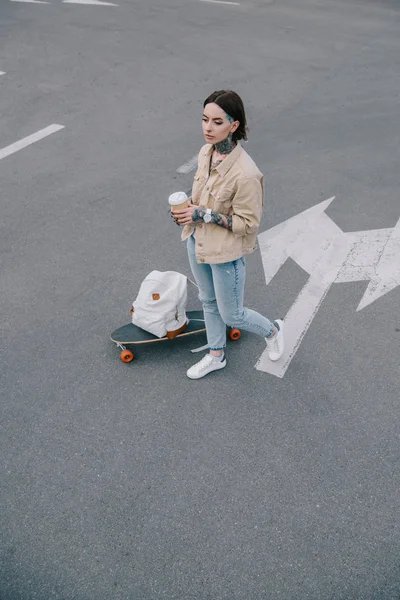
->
xmin=195 ymin=354 xmax=214 ymax=372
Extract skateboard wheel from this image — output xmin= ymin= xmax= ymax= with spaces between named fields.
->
xmin=120 ymin=349 xmax=134 ymax=363
xmin=229 ymin=328 xmax=241 ymax=341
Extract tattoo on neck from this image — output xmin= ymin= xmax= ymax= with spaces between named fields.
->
xmin=214 ymin=134 xmax=236 ymax=155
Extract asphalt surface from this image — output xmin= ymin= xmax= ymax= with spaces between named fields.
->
xmin=1 ymin=0 xmax=400 ymax=598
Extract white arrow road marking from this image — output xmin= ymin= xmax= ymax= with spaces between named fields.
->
xmin=63 ymin=0 xmax=118 ymax=5
xmin=256 ymin=197 xmax=400 ymax=378
xmin=257 ymin=201 xmax=351 ymax=378
xmin=259 ymin=198 xmax=336 ymax=284
xmin=335 ymin=228 xmax=393 ymax=287
xmin=0 ymin=124 xmax=64 ymax=161
xmin=355 ymin=219 xmax=400 ymax=310
xmin=177 ymin=154 xmax=198 ymax=174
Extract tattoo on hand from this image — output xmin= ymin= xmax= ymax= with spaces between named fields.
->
xmin=192 ymin=208 xmax=205 ymax=223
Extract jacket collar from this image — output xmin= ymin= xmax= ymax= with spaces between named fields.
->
xmin=203 ymin=142 xmax=243 ymax=178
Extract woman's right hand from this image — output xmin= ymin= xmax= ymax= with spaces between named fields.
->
xmin=170 ymin=210 xmax=180 ymax=226
xmin=171 ymin=203 xmax=199 ymax=226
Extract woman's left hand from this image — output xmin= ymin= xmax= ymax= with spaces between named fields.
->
xmin=172 ymin=202 xmax=199 ymax=226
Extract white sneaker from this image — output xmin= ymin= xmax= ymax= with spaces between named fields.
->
xmin=187 ymin=353 xmax=226 ymax=380
xmin=266 ymin=320 xmax=284 ymax=361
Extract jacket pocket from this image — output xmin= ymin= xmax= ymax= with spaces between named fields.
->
xmin=210 ymin=187 xmax=234 ymax=214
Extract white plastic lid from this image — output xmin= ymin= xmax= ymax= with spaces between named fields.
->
xmin=168 ymin=191 xmax=188 ymax=206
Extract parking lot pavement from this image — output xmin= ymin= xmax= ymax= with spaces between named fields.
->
xmin=1 ymin=0 xmax=400 ymax=598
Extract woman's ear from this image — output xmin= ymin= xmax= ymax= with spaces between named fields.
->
xmin=230 ymin=120 xmax=240 ymax=134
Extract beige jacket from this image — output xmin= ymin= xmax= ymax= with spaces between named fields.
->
xmin=181 ymin=142 xmax=264 ymax=264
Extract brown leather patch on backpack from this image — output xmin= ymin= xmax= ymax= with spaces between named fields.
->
xmin=152 ymin=293 xmax=160 ymax=301
xmin=166 ymin=320 xmax=188 ymax=339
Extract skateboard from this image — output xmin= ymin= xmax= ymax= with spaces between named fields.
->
xmin=110 ymin=310 xmax=241 ymax=363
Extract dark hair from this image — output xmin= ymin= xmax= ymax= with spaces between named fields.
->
xmin=203 ymin=90 xmax=248 ymax=143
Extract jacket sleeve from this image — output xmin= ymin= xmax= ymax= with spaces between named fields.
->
xmin=231 ymin=177 xmax=263 ymax=237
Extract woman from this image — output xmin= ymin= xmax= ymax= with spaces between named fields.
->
xmin=173 ymin=90 xmax=284 ymax=379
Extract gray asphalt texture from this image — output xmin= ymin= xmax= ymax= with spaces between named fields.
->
xmin=1 ymin=0 xmax=400 ymax=598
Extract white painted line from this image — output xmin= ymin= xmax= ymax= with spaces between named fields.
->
xmin=0 ymin=72 xmax=6 ymax=76
xmin=10 ymin=0 xmax=50 ymax=3
xmin=176 ymin=154 xmax=198 ymax=174
xmin=256 ymin=197 xmax=400 ymax=377
xmin=63 ymin=0 xmax=118 ymax=5
xmin=0 ymin=124 xmax=65 ymax=161
xmin=199 ymin=0 xmax=240 ymax=4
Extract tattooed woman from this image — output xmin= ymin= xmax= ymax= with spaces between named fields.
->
xmin=173 ymin=90 xmax=284 ymax=379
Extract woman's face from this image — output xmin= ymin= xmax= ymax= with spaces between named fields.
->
xmin=202 ymin=102 xmax=239 ymax=145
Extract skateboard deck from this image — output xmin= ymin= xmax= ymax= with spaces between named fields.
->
xmin=110 ymin=310 xmax=241 ymax=363
xmin=111 ymin=310 xmax=206 ymax=345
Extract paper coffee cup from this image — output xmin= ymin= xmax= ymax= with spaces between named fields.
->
xmin=169 ymin=191 xmax=188 ymax=213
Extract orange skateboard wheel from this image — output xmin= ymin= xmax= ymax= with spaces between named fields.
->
xmin=229 ymin=328 xmax=241 ymax=341
xmin=120 ymin=349 xmax=134 ymax=363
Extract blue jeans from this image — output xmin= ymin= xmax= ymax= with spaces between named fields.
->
xmin=187 ymin=235 xmax=275 ymax=351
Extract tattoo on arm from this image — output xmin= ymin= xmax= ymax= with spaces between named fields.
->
xmin=224 ymin=216 xmax=233 ymax=231
xmin=211 ymin=212 xmax=232 ymax=230
xmin=192 ymin=208 xmax=233 ymax=231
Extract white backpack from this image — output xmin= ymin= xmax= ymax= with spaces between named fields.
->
xmin=131 ymin=271 xmax=188 ymax=338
